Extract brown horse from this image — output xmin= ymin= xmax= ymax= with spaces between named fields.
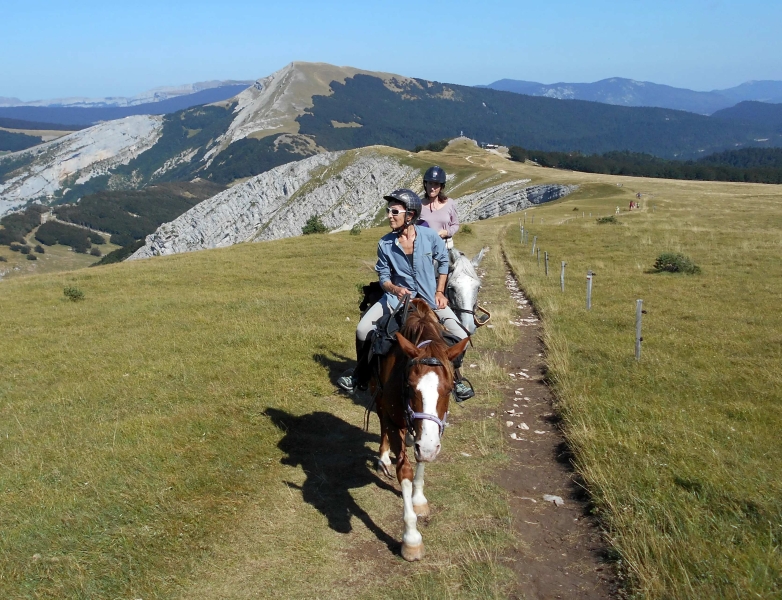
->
xmin=370 ymin=298 xmax=470 ymax=561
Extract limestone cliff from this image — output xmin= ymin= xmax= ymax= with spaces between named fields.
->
xmin=130 ymin=147 xmax=577 ymax=260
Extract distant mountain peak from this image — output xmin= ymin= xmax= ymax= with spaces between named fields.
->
xmin=482 ymin=77 xmax=782 ymax=114
xmin=0 ymin=80 xmax=255 ymax=109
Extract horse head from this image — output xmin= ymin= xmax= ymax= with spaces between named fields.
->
xmin=446 ymin=247 xmax=488 ymax=335
xmin=396 ymin=300 xmax=470 ymax=462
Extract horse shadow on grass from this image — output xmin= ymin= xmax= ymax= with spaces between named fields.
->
xmin=264 ymin=407 xmax=400 ymax=553
xmin=312 ymin=350 xmax=369 ymax=408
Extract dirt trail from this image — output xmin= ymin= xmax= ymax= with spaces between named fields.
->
xmin=494 ymin=255 xmax=617 ymax=599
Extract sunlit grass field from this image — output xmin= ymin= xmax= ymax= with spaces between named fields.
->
xmin=0 ymin=228 xmax=522 ymax=599
xmin=2 ymin=140 xmax=780 ymax=598
xmin=495 ymin=177 xmax=782 ymax=598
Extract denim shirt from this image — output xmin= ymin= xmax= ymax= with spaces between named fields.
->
xmin=375 ymin=225 xmax=449 ymax=309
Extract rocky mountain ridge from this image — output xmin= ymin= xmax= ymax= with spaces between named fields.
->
xmin=130 ymin=147 xmax=575 ymax=259
xmin=0 ymin=80 xmax=253 ymax=108
xmin=0 ymin=116 xmax=163 ymax=216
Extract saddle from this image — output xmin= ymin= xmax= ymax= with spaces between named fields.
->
xmin=360 ymin=290 xmax=465 ymax=369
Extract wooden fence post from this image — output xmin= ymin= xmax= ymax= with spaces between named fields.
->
xmin=545 ymin=252 xmax=549 ymax=276
xmin=531 ymin=236 xmax=537 ymax=255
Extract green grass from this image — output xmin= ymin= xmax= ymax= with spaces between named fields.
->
xmin=495 ymin=178 xmax=782 ymax=598
xmin=0 ymin=226 xmax=520 ymax=599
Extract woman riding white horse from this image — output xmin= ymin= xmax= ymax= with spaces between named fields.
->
xmin=421 ymin=166 xmax=460 ymax=249
xmin=337 ymin=189 xmax=474 ymax=401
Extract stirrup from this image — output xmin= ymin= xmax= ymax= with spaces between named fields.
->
xmin=453 ymin=377 xmax=475 ymax=403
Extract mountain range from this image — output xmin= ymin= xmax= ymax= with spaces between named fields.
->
xmin=0 ymin=80 xmax=253 ymax=108
xmin=2 ymin=62 xmax=782 ymax=217
xmin=479 ymin=78 xmax=782 ymax=115
xmin=0 ymin=83 xmax=252 ymax=127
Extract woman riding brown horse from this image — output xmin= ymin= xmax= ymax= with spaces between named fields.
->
xmin=371 ymin=298 xmax=469 ymax=561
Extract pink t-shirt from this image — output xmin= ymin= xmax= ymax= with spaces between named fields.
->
xmin=421 ymin=198 xmax=459 ymax=238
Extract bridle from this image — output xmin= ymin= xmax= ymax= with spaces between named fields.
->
xmin=403 ymin=340 xmax=449 ymax=437
xmin=446 ymin=287 xmax=492 ymax=329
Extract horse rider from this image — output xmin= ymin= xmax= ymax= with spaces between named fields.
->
xmin=337 ymin=189 xmax=475 ymax=401
xmin=421 ymin=166 xmax=460 ymax=249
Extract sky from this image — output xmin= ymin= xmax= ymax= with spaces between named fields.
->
xmin=2 ymin=0 xmax=781 ymax=100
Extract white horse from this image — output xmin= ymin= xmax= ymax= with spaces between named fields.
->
xmin=445 ymin=247 xmax=491 ymax=335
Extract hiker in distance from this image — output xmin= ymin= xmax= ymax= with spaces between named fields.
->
xmin=421 ymin=166 xmax=459 ymax=249
xmin=337 ymin=189 xmax=474 ymax=401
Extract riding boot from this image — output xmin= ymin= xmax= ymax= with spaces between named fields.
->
xmin=453 ymin=368 xmax=475 ymax=402
xmin=352 ymin=336 xmax=372 ymax=390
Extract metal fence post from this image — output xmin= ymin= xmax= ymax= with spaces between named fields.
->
xmin=635 ymin=300 xmax=643 ymax=360
xmin=586 ymin=270 xmax=593 ymax=309
xmin=560 ymin=261 xmax=566 ymax=292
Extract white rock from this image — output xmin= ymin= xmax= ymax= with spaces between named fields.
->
xmin=543 ymin=494 xmax=565 ymax=507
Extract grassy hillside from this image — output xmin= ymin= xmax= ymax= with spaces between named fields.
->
xmin=493 ymin=175 xmax=782 ymax=598
xmin=2 ymin=141 xmax=780 ymax=598
xmin=0 ymin=222 xmax=524 ymax=599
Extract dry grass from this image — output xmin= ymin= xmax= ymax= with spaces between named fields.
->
xmin=494 ymin=176 xmax=782 ymax=598
xmin=0 ymin=225 xmax=521 ymax=598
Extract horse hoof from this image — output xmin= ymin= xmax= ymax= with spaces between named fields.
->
xmin=413 ymin=503 xmax=430 ymax=518
xmin=376 ymin=460 xmax=394 ymax=479
xmin=401 ymin=542 xmax=424 ymax=562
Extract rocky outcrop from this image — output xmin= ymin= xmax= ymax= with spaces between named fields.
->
xmin=130 ymin=148 xmax=577 ymax=260
xmin=0 ymin=115 xmax=163 ymax=215
xmin=130 ymin=149 xmax=419 ymax=259
xmin=458 ymin=181 xmax=578 ymax=222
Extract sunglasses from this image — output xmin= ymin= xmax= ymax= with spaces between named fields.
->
xmin=386 ymin=207 xmax=407 ymax=216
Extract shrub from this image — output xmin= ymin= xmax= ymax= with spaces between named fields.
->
xmin=9 ymin=242 xmax=23 ymax=252
xmin=63 ymin=286 xmax=85 ymax=302
xmin=26 ymin=254 xmax=37 ymax=261
xmin=572 ymin=207 xmax=579 ymax=211
xmin=302 ymin=215 xmax=328 ymax=235
xmin=596 ymin=215 xmax=618 ymax=224
xmin=19 ymin=245 xmax=30 ymax=254
xmin=35 ymin=245 xmax=44 ymax=253
xmin=413 ymin=139 xmax=449 ymax=153
xmin=653 ymin=252 xmax=701 ymax=274
xmin=460 ymin=224 xmax=473 ymax=235
xmin=90 ymin=247 xmax=101 ymax=257
xmin=0 ymin=255 xmax=7 ymax=262
xmin=349 ymin=224 xmax=362 ymax=236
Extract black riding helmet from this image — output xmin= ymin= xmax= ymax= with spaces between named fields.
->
xmin=383 ymin=188 xmax=422 ymax=220
xmin=423 ymin=165 xmax=447 ymax=188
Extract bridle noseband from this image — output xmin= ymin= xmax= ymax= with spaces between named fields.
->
xmin=404 ymin=344 xmax=449 ymax=437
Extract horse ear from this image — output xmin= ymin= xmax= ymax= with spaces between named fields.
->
xmin=446 ymin=337 xmax=470 ymax=362
xmin=471 ymin=247 xmax=488 ymax=268
xmin=396 ymin=333 xmax=424 ymax=358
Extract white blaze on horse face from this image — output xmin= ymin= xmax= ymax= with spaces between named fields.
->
xmin=415 ymin=371 xmax=442 ymax=462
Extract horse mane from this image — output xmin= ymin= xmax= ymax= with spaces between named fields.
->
xmin=401 ymin=299 xmax=455 ymax=382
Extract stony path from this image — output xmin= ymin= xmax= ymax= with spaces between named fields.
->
xmin=493 ymin=258 xmax=618 ymax=600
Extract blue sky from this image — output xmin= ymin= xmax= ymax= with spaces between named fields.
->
xmin=2 ymin=0 xmax=780 ymax=100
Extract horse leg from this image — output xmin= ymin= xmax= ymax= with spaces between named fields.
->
xmin=412 ymin=461 xmax=430 ymax=517
xmin=394 ymin=430 xmax=424 ymax=561
xmin=376 ymin=414 xmax=394 ymax=479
